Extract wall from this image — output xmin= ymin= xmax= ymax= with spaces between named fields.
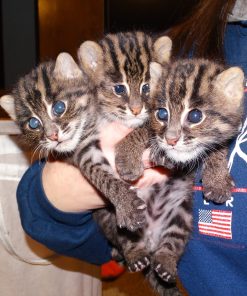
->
xmin=38 ymin=0 xmax=104 ymax=61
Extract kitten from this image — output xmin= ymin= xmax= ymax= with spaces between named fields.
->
xmin=96 ymin=173 xmax=193 ymax=296
xmin=0 ymin=32 xmax=172 ymax=233
xmin=103 ymin=58 xmax=244 ymax=295
xmin=115 ymin=58 xmax=245 ymax=203
xmin=78 ymin=31 xmax=172 ymax=127
xmin=79 ymin=32 xmax=186 ymax=294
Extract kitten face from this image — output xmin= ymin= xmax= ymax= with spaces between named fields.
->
xmin=98 ymin=32 xmax=152 ymax=127
xmin=1 ymin=53 xmax=93 ymax=154
xmin=78 ymin=32 xmax=172 ymax=128
xmin=149 ymin=59 xmax=244 ymax=164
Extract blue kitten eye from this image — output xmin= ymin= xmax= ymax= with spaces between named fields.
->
xmin=53 ymin=101 xmax=66 ymax=116
xmin=142 ymin=83 xmax=150 ymax=94
xmin=114 ymin=84 xmax=127 ymax=95
xmin=156 ymin=108 xmax=169 ymax=121
xmin=28 ymin=117 xmax=41 ymax=129
xmin=187 ymin=109 xmax=203 ymax=124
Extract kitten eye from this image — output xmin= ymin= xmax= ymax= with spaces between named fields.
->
xmin=53 ymin=101 xmax=66 ymax=116
xmin=156 ymin=108 xmax=169 ymax=121
xmin=187 ymin=109 xmax=203 ymax=124
xmin=114 ymin=84 xmax=127 ymax=95
xmin=141 ymin=83 xmax=150 ymax=94
xmin=28 ymin=117 xmax=41 ymax=129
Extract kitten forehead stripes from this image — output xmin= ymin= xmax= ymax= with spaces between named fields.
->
xmin=157 ymin=59 xmax=224 ymax=107
xmin=101 ymin=32 xmax=152 ymax=83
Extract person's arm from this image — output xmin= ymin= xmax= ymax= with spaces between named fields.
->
xmin=42 ymin=160 xmax=106 ymax=212
xmin=16 ymin=159 xmax=111 ymax=265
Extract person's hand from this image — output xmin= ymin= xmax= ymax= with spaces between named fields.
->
xmin=42 ymin=121 xmax=170 ymax=213
xmin=134 ymin=153 xmax=170 ymax=188
xmin=99 ymin=124 xmax=170 ymax=188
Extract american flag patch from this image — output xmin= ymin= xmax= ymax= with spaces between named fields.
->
xmin=198 ymin=209 xmax=232 ymax=240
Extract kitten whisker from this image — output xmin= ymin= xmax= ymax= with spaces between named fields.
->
xmin=31 ymin=143 xmax=43 ymax=164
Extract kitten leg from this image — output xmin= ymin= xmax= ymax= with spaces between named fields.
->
xmin=94 ymin=209 xmax=150 ymax=272
xmin=115 ymin=126 xmax=150 ymax=182
xmin=202 ymin=147 xmax=233 ymax=203
xmin=145 ymin=269 xmax=182 ymax=296
xmin=80 ymin=160 xmax=147 ymax=231
xmin=153 ymin=248 xmax=178 ymax=283
xmin=152 ymin=192 xmax=193 ymax=283
xmin=93 ymin=207 xmax=120 ymax=247
xmin=121 ymin=238 xmax=150 ymax=272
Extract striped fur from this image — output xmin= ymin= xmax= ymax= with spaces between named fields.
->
xmin=113 ymin=58 xmax=244 ymax=294
xmin=5 ymin=53 xmax=147 ymax=232
xmin=1 ymin=32 xmax=172 ymax=234
xmin=2 ymin=33 xmax=187 ymax=294
xmin=78 ymin=31 xmax=172 ymax=128
xmin=116 ymin=58 xmax=244 ymax=203
xmin=94 ymin=174 xmax=193 ymax=292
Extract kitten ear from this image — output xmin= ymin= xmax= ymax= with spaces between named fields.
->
xmin=54 ymin=52 xmax=82 ymax=80
xmin=0 ymin=95 xmax=16 ymax=120
xmin=215 ymin=67 xmax=244 ymax=107
xmin=150 ymin=62 xmax=163 ymax=89
xmin=77 ymin=41 xmax=103 ymax=75
xmin=153 ymin=36 xmax=172 ymax=64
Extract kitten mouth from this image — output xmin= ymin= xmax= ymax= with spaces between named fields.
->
xmin=165 ymin=144 xmax=194 ymax=153
xmin=49 ymin=138 xmax=73 ymax=151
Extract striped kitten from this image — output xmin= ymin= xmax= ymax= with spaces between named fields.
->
xmin=0 ymin=32 xmax=172 ymax=233
xmin=109 ymin=58 xmax=244 ymax=294
xmin=96 ymin=173 xmax=192 ymax=296
xmin=116 ymin=59 xmax=244 ymax=203
xmin=78 ymin=31 xmax=172 ymax=127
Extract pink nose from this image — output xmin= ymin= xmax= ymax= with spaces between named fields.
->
xmin=130 ymin=106 xmax=142 ymax=115
xmin=166 ymin=137 xmax=179 ymax=146
xmin=48 ymin=132 xmax=58 ymax=141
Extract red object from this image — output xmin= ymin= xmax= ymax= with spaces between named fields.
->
xmin=193 ymin=186 xmax=247 ymax=193
xmin=101 ymin=260 xmax=126 ymax=280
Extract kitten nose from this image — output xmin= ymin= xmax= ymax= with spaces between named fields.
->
xmin=48 ymin=132 xmax=59 ymax=141
xmin=166 ymin=137 xmax=180 ymax=146
xmin=130 ymin=106 xmax=142 ymax=115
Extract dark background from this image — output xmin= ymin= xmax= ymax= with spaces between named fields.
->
xmin=0 ymin=0 xmax=198 ymax=117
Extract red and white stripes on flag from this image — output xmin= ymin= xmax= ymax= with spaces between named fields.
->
xmin=198 ymin=209 xmax=232 ymax=240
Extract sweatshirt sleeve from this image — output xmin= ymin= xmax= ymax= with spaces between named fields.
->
xmin=16 ymin=160 xmax=112 ymax=265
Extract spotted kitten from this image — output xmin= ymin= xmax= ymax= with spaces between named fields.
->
xmin=115 ymin=58 xmax=244 ymax=203
xmin=0 ymin=32 xmax=172 ymax=233
xmin=110 ymin=58 xmax=244 ymax=295
xmin=78 ymin=31 xmax=172 ymax=127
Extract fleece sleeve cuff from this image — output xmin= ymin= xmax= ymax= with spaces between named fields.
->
xmin=16 ymin=160 xmax=112 ymax=265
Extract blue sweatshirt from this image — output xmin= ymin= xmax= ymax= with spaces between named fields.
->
xmin=17 ymin=160 xmax=111 ymax=265
xmin=178 ymin=21 xmax=247 ymax=295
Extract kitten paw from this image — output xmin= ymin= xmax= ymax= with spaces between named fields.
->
xmin=115 ymin=154 xmax=144 ymax=182
xmin=128 ymin=256 xmax=150 ymax=272
xmin=203 ymin=176 xmax=234 ymax=204
xmin=153 ymin=253 xmax=177 ymax=283
xmin=116 ymin=195 xmax=146 ymax=231
xmin=154 ymin=262 xmax=176 ymax=283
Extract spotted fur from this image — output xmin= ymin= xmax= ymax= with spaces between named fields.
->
xmin=112 ymin=58 xmax=244 ymax=294
xmin=78 ymin=31 xmax=172 ymax=128
xmin=0 ymin=32 xmax=173 ymax=234
xmin=116 ymin=58 xmax=245 ymax=203
xmin=95 ymin=174 xmax=193 ymax=295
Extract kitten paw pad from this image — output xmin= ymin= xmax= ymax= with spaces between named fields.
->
xmin=203 ymin=187 xmax=232 ymax=203
xmin=203 ymin=171 xmax=233 ymax=204
xmin=116 ymin=197 xmax=146 ymax=231
xmin=154 ymin=263 xmax=176 ymax=283
xmin=128 ymin=257 xmax=150 ymax=272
